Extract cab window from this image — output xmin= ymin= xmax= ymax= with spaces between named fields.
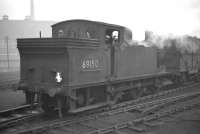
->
xmin=105 ymin=29 xmax=119 ymax=44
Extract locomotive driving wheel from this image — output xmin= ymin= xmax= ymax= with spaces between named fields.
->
xmin=25 ymin=91 xmax=35 ymax=104
xmin=112 ymin=91 xmax=123 ymax=104
xmin=41 ymin=94 xmax=54 ymax=113
xmin=77 ymin=93 xmax=85 ymax=107
xmin=130 ymin=89 xmax=138 ymax=99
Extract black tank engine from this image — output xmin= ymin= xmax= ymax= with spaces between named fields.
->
xmin=17 ymin=19 xmax=200 ymax=117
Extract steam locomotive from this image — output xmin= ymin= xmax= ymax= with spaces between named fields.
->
xmin=17 ymin=19 xmax=200 ymax=117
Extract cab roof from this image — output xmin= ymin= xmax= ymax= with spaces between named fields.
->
xmin=52 ymin=19 xmax=126 ymax=29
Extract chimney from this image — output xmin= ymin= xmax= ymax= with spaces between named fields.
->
xmin=30 ymin=0 xmax=35 ymax=20
xmin=145 ymin=31 xmax=153 ymax=41
xmin=2 ymin=15 xmax=9 ymax=20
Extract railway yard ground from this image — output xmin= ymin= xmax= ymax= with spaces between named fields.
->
xmin=152 ymin=106 xmax=200 ymax=134
xmin=0 ymin=81 xmax=199 ymax=134
xmin=0 ymin=71 xmax=25 ymax=111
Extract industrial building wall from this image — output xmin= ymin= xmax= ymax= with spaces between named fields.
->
xmin=0 ymin=20 xmax=56 ymax=72
xmin=0 ymin=37 xmax=19 ymax=72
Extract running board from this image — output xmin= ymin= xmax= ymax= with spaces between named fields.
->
xmin=68 ymin=102 xmax=109 ymax=113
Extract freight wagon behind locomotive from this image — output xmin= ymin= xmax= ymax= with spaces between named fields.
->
xmin=158 ymin=40 xmax=200 ymax=82
xmin=17 ymin=19 xmax=198 ymax=117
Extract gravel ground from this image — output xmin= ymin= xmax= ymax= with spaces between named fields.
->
xmin=0 ymin=89 xmax=25 ymax=111
xmin=146 ymin=103 xmax=200 ymax=134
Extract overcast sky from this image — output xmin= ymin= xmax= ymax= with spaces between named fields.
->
xmin=0 ymin=0 xmax=200 ymax=40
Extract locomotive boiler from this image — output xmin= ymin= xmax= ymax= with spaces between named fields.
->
xmin=17 ymin=19 xmax=200 ymax=117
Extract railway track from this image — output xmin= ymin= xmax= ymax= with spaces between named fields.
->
xmin=1 ymin=82 xmax=200 ymax=134
xmin=0 ymin=103 xmax=40 ymax=129
xmin=110 ymin=82 xmax=199 ymax=110
xmin=85 ymin=94 xmax=200 ymax=134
